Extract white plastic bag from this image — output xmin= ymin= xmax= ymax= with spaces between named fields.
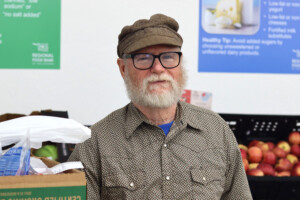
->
xmin=0 ymin=116 xmax=91 ymax=149
xmin=29 ymin=157 xmax=84 ymax=175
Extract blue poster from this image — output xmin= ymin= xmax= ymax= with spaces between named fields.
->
xmin=198 ymin=0 xmax=300 ymax=74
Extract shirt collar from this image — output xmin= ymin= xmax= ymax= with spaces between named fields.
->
xmin=177 ymin=101 xmax=205 ymax=131
xmin=125 ymin=101 xmax=204 ymax=138
xmin=125 ymin=102 xmax=148 ymax=139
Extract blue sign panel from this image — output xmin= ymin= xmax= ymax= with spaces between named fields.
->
xmin=198 ymin=0 xmax=300 ymax=74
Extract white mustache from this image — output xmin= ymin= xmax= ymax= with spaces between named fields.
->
xmin=143 ymin=74 xmax=175 ymax=91
xmin=144 ymin=73 xmax=174 ymax=84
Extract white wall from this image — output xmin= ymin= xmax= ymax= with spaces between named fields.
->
xmin=1 ymin=0 xmax=299 ymax=125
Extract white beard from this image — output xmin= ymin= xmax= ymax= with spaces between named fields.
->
xmin=124 ymin=67 xmax=187 ymax=108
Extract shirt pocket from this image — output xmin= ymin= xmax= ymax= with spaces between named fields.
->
xmin=190 ymin=168 xmax=224 ymax=200
xmin=103 ymin=170 xmax=145 ymax=199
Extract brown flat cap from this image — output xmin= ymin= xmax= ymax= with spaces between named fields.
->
xmin=117 ymin=14 xmax=183 ymax=58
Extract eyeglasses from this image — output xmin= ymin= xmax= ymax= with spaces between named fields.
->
xmin=123 ymin=52 xmax=182 ymax=70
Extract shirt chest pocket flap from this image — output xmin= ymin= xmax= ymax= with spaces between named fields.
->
xmin=104 ymin=170 xmax=145 ymax=191
xmin=191 ymin=168 xmax=222 ymax=186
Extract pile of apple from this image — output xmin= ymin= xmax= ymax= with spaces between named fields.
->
xmin=239 ymin=131 xmax=300 ymax=176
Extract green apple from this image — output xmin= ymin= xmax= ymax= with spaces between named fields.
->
xmin=34 ymin=144 xmax=58 ymax=161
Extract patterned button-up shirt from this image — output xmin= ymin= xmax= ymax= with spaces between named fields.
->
xmin=68 ymin=101 xmax=252 ymax=200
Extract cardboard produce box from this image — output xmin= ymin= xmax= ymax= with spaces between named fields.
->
xmin=0 ymin=158 xmax=86 ymax=200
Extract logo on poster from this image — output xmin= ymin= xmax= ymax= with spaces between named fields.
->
xmin=32 ymin=42 xmax=54 ymax=65
xmin=33 ymin=43 xmax=49 ymax=52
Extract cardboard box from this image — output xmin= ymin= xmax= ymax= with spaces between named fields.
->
xmin=0 ymin=157 xmax=86 ymax=200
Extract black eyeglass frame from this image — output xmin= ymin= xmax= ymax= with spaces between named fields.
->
xmin=123 ymin=51 xmax=182 ymax=70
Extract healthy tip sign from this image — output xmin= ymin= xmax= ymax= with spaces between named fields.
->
xmin=198 ymin=0 xmax=300 ymax=74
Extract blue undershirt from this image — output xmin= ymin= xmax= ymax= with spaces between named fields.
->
xmin=158 ymin=121 xmax=174 ymax=136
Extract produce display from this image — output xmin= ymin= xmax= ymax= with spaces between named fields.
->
xmin=239 ymin=131 xmax=300 ymax=177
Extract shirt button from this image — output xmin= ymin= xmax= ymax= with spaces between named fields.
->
xmin=202 ymin=177 xmax=206 ymax=181
xmin=163 ymin=143 xmax=167 ymax=148
xmin=166 ymin=176 xmax=170 ymax=180
xmin=129 ymin=182 xmax=135 ymax=187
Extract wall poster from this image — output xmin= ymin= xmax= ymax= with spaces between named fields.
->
xmin=0 ymin=0 xmax=60 ymax=69
xmin=198 ymin=0 xmax=300 ymax=74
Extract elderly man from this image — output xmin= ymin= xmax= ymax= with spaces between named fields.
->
xmin=68 ymin=14 xmax=252 ymax=199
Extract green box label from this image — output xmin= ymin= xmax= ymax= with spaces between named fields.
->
xmin=0 ymin=186 xmax=86 ymax=200
xmin=0 ymin=0 xmax=61 ymax=69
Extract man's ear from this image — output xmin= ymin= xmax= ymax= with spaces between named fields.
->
xmin=117 ymin=58 xmax=126 ymax=79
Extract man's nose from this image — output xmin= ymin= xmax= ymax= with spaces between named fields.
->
xmin=150 ymin=58 xmax=165 ymax=73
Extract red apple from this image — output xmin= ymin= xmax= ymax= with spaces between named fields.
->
xmin=242 ymin=158 xmax=249 ymax=171
xmin=258 ymin=143 xmax=269 ymax=153
xmin=291 ymin=145 xmax=300 ymax=157
xmin=262 ymin=151 xmax=277 ymax=165
xmin=266 ymin=142 xmax=275 ymax=150
xmin=293 ymin=162 xmax=300 ymax=168
xmin=240 ymin=149 xmax=247 ymax=160
xmin=291 ymin=162 xmax=300 ymax=176
xmin=286 ymin=154 xmax=298 ymax=165
xmin=248 ymin=140 xmax=263 ymax=148
xmin=273 ymin=147 xmax=287 ymax=158
xmin=277 ymin=141 xmax=291 ymax=154
xmin=247 ymin=168 xmax=264 ymax=176
xmin=249 ymin=163 xmax=259 ymax=170
xmin=257 ymin=163 xmax=275 ymax=176
xmin=288 ymin=131 xmax=300 ymax=145
xmin=275 ymin=158 xmax=292 ymax=172
xmin=248 ymin=146 xmax=263 ymax=163
xmin=276 ymin=171 xmax=291 ymax=176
